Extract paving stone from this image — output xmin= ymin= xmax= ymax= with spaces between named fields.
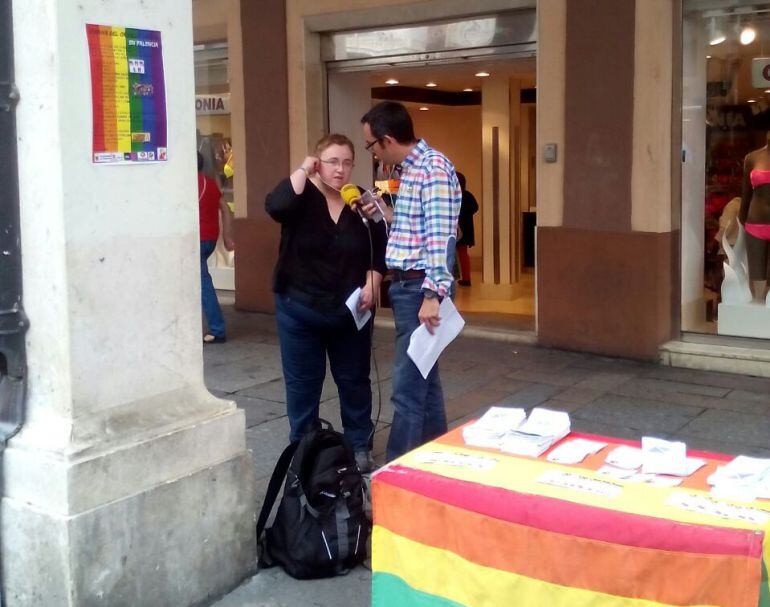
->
xmin=244 ymin=418 xmax=291 ymax=481
xmin=230 ymin=394 xmax=286 ymax=428
xmin=212 ymin=561 xmax=371 ymax=607
xmin=495 ymin=383 xmax=563 ymax=408
xmin=202 ymin=339 xmax=282 ymax=366
xmin=643 ymin=366 xmax=770 ymax=393
xmin=573 ymin=395 xmax=704 ymax=433
xmin=568 ymin=357 xmax=655 ymax=375
xmin=203 ymin=355 xmax=285 ymax=394
xmin=571 ymin=371 xmax=639 ymax=392
xmin=551 ymin=386 xmax=603 ymax=406
xmin=445 ymin=387 xmax=512 ymax=422
xmin=613 ymin=377 xmax=730 ymax=398
xmin=665 ymin=432 xmax=770 ymax=458
xmin=505 ymin=367 xmax=588 ymax=387
xmin=238 ymin=375 xmax=339 ymax=403
xmin=725 ymin=390 xmax=770 ymax=406
xmin=611 ymin=380 xmax=770 ymax=415
xmin=569 ymin=418 xmax=650 ymax=442
xmin=535 ymin=398 xmax=590 ymax=414
xmin=676 ymin=409 xmax=770 ymax=449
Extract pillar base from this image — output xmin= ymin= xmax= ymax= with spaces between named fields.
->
xmin=1 ymin=391 xmax=257 ymax=607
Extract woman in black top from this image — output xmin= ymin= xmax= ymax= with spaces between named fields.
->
xmin=266 ymin=133 xmax=387 ymax=472
xmin=456 ymin=172 xmax=479 ymax=286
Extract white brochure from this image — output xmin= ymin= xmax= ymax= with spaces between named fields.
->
xmin=345 ymin=287 xmax=372 ymax=331
xmin=641 ymin=437 xmax=706 ymax=477
xmin=547 ymin=438 xmax=608 ymax=465
xmin=407 ymin=297 xmax=465 ymax=379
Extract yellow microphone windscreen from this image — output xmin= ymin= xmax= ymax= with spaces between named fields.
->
xmin=340 ymin=184 xmax=360 ymax=207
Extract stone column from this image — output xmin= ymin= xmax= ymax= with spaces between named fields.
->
xmin=2 ymin=1 xmax=256 ymax=605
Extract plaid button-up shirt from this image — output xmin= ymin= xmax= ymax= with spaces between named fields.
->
xmin=385 ymin=139 xmax=462 ymax=297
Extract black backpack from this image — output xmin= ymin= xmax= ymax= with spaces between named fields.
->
xmin=256 ymin=421 xmax=370 ymax=579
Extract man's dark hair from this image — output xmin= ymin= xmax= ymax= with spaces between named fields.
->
xmin=197 ymin=151 xmax=204 ymax=172
xmin=361 ymin=101 xmax=416 ymax=144
xmin=457 ymin=172 xmax=466 ymax=190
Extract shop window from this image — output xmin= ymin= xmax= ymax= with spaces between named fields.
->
xmin=682 ymin=3 xmax=770 ymax=338
xmin=194 ymin=42 xmax=234 ymax=290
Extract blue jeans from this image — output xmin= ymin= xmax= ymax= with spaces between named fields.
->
xmin=386 ymin=278 xmax=447 ymax=461
xmin=274 ymin=293 xmax=373 ymax=452
xmin=200 ymin=240 xmax=225 ymax=338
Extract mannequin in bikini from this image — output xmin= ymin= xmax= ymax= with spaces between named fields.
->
xmin=740 ymin=137 xmax=770 ymax=302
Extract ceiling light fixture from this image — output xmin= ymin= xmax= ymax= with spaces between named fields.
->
xmin=748 ymin=99 xmax=757 ymax=103
xmin=765 ymin=89 xmax=770 ymax=93
xmin=706 ymin=55 xmax=712 ymax=59
xmin=418 ymin=106 xmax=429 ymax=111
xmin=475 ymin=71 xmax=490 ymax=77
xmin=740 ymin=26 xmax=756 ymax=45
xmin=385 ymin=78 xmax=399 ymax=85
xmin=426 ymin=82 xmax=437 ymax=88
xmin=463 ymin=88 xmax=473 ymax=92
xmin=708 ymin=17 xmax=726 ymax=46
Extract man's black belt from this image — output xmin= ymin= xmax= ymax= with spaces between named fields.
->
xmin=387 ymin=269 xmax=425 ymax=281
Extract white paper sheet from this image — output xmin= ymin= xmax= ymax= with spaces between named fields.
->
xmin=547 ymin=438 xmax=608 ymax=465
xmin=407 ymin=297 xmax=465 ymax=379
xmin=462 ymin=407 xmax=526 ymax=448
xmin=605 ymin=445 xmax=643 ymax=470
xmin=345 ymin=287 xmax=372 ymax=331
xmin=641 ymin=437 xmax=688 ymax=475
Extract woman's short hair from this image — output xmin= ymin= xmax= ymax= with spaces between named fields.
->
xmin=315 ymin=133 xmax=355 ymax=159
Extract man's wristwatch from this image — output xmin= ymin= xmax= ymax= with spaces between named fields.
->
xmin=421 ymin=288 xmax=439 ymax=300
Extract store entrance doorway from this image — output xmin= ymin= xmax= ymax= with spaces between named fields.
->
xmin=327 ymin=57 xmax=537 ymax=331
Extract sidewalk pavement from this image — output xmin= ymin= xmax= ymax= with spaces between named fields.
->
xmin=208 ymin=303 xmax=770 ymax=607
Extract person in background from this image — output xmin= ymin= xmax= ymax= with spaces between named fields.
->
xmin=265 ymin=133 xmax=387 ymax=473
xmin=455 ymin=172 xmax=479 ymax=286
xmin=198 ymin=152 xmax=234 ymax=344
xmin=359 ymin=101 xmax=462 ymax=462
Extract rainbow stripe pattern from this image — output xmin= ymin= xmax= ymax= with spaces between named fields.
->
xmin=372 ymin=428 xmax=770 ymax=607
xmin=86 ymin=24 xmax=167 ymax=164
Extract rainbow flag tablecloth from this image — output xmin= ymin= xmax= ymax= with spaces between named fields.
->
xmin=372 ymin=428 xmax=770 ymax=607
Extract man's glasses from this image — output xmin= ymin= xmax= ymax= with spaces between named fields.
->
xmin=364 ymin=138 xmax=381 ymax=152
xmin=320 ymin=159 xmax=354 ymax=169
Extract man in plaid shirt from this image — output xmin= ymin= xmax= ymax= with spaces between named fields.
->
xmin=360 ymin=101 xmax=462 ymax=461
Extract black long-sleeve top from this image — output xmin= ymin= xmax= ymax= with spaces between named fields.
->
xmin=265 ymin=177 xmax=388 ymax=313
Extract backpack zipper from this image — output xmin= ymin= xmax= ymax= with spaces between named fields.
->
xmin=320 ymin=530 xmax=333 ymax=560
xmin=354 ymin=524 xmax=362 ymax=556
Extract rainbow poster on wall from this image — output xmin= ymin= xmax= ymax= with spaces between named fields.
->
xmin=86 ymin=24 xmax=167 ymax=164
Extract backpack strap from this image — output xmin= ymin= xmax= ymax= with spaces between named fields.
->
xmin=256 ymin=441 xmax=299 ymax=539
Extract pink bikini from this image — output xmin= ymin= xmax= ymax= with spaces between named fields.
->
xmin=747 ymin=170 xmax=770 ymax=240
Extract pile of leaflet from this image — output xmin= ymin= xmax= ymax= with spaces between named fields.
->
xmin=462 ymin=407 xmax=526 ymax=449
xmin=708 ymin=456 xmax=770 ymax=501
xmin=463 ymin=406 xmax=571 ymax=457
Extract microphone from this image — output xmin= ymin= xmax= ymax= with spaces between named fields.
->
xmin=341 ymin=184 xmax=384 ymax=223
xmin=340 ymin=184 xmax=369 ymax=225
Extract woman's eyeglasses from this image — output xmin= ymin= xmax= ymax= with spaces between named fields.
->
xmin=320 ymin=159 xmax=354 ymax=169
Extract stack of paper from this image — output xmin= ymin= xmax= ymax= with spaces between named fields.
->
xmin=500 ymin=408 xmax=571 ymax=458
xmin=641 ymin=437 xmax=706 ymax=477
xmin=462 ymin=407 xmax=526 ymax=449
xmin=708 ymin=456 xmax=770 ymax=501
xmin=603 ymin=440 xmax=705 ymax=479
